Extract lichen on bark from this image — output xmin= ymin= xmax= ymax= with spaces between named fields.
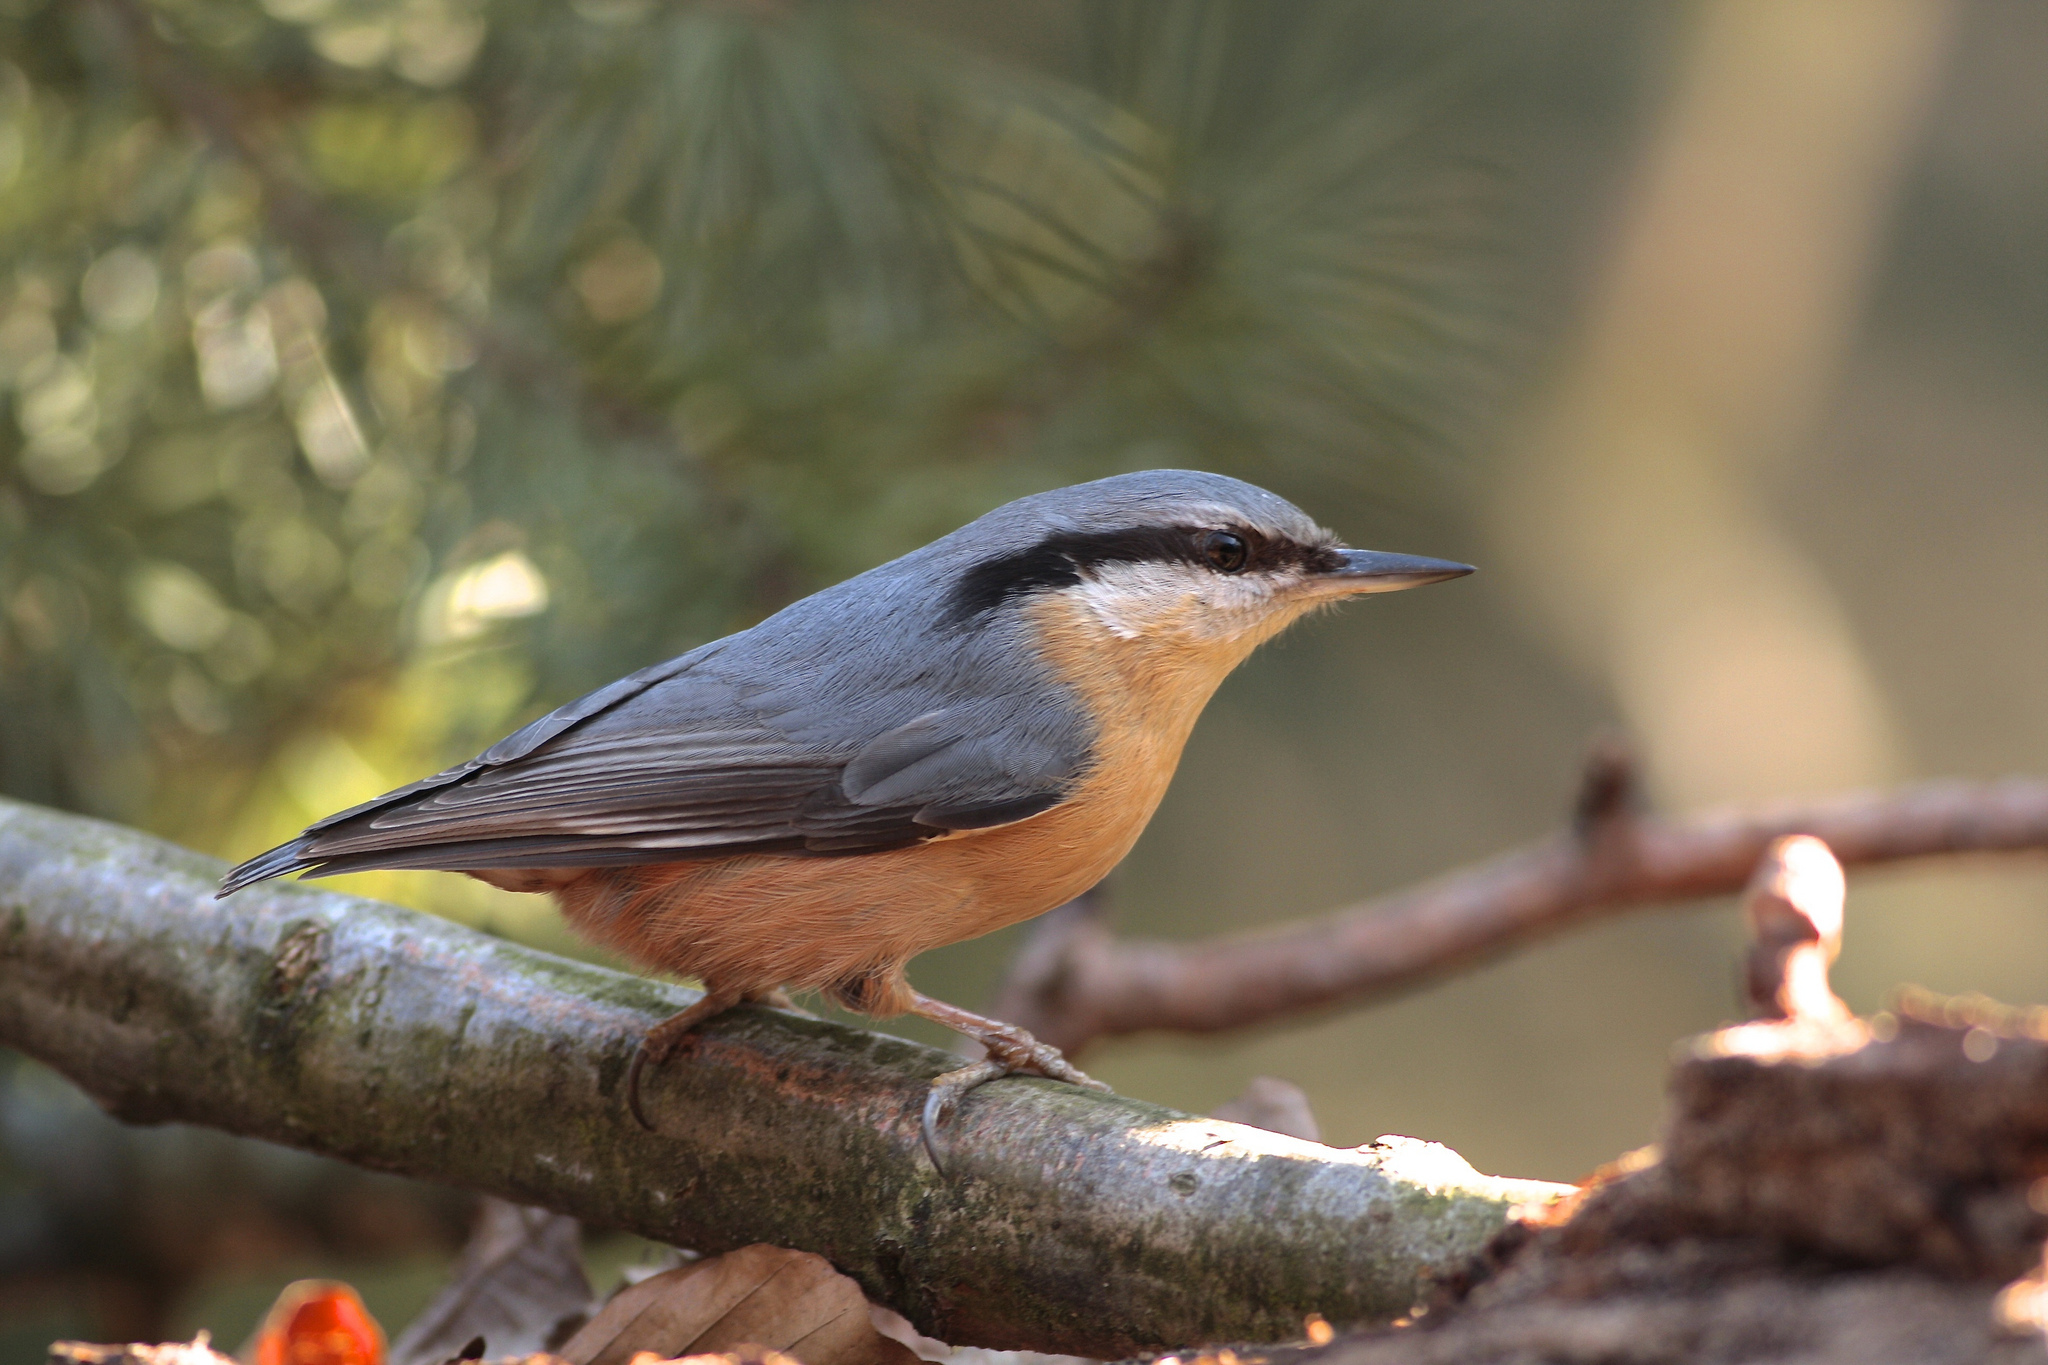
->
xmin=0 ymin=797 xmax=1561 ymax=1357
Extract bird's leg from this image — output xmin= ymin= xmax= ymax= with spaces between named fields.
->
xmin=910 ymin=991 xmax=1106 ymax=1085
xmin=906 ymin=990 xmax=1111 ymax=1174
xmin=625 ymin=988 xmax=742 ymax=1131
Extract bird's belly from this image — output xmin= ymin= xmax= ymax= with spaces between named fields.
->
xmin=549 ymin=589 xmax=1226 ymax=1000
xmin=549 ymin=752 xmax=1171 ymax=998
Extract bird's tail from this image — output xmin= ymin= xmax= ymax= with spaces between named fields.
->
xmin=216 ymin=837 xmax=320 ymax=898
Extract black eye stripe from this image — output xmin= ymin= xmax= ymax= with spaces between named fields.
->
xmin=945 ymin=524 xmax=1336 ymax=625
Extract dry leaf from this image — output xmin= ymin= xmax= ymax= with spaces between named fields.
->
xmin=51 ymin=1339 xmax=238 ymax=1365
xmin=867 ymin=1305 xmax=1099 ymax=1365
xmin=557 ymin=1245 xmax=918 ymax=1365
xmin=389 ymin=1199 xmax=595 ymax=1365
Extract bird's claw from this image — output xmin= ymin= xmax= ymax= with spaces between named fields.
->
xmin=919 ymin=1038 xmax=1110 ymax=1175
xmin=921 ymin=1059 xmax=1007 ymax=1175
xmin=627 ymin=1029 xmax=694 ymax=1132
xmin=625 ymin=1037 xmax=662 ymax=1132
xmin=623 ymin=991 xmax=744 ymax=1133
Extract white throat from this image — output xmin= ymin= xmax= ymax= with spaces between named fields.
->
xmin=1063 ymin=559 xmax=1312 ymax=647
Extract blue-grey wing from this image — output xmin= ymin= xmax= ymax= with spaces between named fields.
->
xmin=218 ymin=648 xmax=1090 ymax=892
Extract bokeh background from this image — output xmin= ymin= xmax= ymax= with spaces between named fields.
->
xmin=3 ymin=0 xmax=2045 ymax=1351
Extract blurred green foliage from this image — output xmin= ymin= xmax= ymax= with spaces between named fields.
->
xmin=0 ymin=6 xmax=1610 ymax=1337
xmin=0 ymin=0 xmax=1508 ymax=894
xmin=36 ymin=0 xmax=2048 ymax=1344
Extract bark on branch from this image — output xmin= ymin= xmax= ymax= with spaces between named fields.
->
xmin=995 ymin=753 xmax=2048 ymax=1054
xmin=0 ymin=798 xmax=1562 ymax=1359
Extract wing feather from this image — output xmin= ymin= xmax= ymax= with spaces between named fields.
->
xmin=219 ymin=652 xmax=1088 ymax=893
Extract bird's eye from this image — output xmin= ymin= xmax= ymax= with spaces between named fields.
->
xmin=1201 ymin=530 xmax=1249 ymax=574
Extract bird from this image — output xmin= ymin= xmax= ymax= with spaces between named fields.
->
xmin=220 ymin=470 xmax=1472 ymax=1163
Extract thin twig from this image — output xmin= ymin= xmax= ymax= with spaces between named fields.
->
xmin=991 ymin=750 xmax=2048 ymax=1055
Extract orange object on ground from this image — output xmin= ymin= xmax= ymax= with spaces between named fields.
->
xmin=252 ymin=1281 xmax=386 ymax=1365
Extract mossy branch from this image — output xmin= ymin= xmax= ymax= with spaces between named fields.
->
xmin=0 ymin=798 xmax=1561 ymax=1358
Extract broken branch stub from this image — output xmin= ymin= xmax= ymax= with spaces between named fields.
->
xmin=1288 ymin=837 xmax=2048 ymax=1365
xmin=0 ymin=798 xmax=1563 ymax=1359
xmin=1741 ymin=834 xmax=1853 ymax=1024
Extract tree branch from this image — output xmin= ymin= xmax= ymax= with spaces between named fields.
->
xmin=0 ymin=798 xmax=1562 ymax=1359
xmin=992 ymin=751 xmax=2048 ymax=1055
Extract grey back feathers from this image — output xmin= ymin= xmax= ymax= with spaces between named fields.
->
xmin=218 ymin=471 xmax=1334 ymax=892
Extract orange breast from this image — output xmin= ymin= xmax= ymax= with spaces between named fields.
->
xmin=547 ymin=590 xmax=1268 ymax=1001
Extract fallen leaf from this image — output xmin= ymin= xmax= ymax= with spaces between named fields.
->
xmin=51 ymin=1338 xmax=238 ymax=1365
xmin=252 ymin=1282 xmax=386 ymax=1365
xmin=557 ymin=1245 xmax=919 ymax=1365
xmin=868 ymin=1304 xmax=1100 ymax=1365
xmin=389 ymin=1199 xmax=595 ymax=1365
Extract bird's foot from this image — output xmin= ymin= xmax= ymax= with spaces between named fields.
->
xmin=626 ymin=990 xmax=741 ymax=1131
xmin=977 ymin=1024 xmax=1111 ymax=1092
xmin=905 ymin=992 xmax=1110 ymax=1174
xmin=920 ymin=1059 xmax=1008 ymax=1175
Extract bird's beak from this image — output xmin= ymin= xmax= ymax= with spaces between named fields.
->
xmin=1307 ymin=549 xmax=1475 ymax=595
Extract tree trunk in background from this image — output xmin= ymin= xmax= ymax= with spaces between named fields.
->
xmin=1491 ymin=0 xmax=1956 ymax=810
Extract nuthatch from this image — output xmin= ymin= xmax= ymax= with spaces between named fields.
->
xmin=222 ymin=470 xmax=1471 ymax=1160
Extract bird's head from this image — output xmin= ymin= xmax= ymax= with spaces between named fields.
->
xmin=940 ymin=470 xmax=1472 ymax=670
